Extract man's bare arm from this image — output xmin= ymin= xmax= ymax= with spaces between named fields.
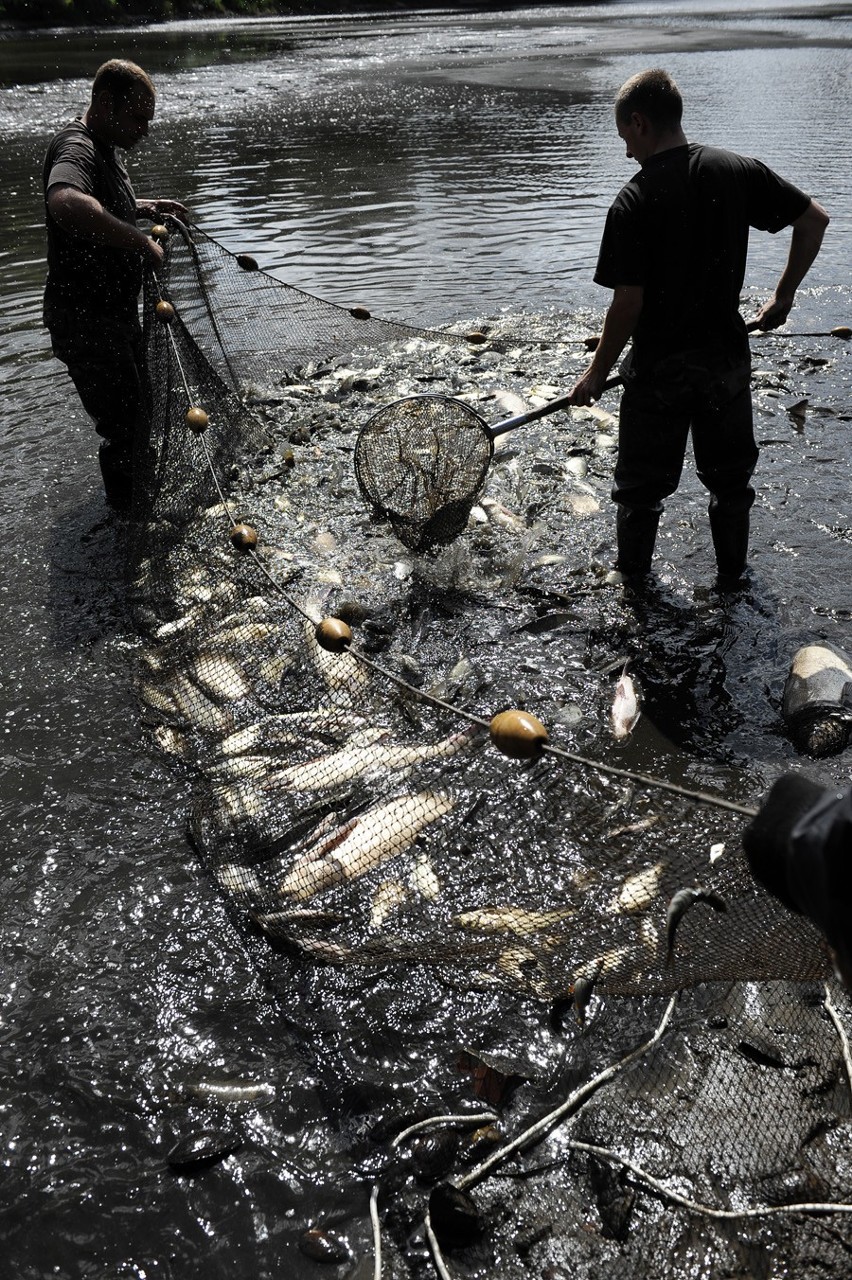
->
xmin=566 ymin=284 xmax=644 ymax=405
xmin=47 ymin=185 xmax=163 ymax=268
xmin=754 ymin=199 xmax=830 ymax=330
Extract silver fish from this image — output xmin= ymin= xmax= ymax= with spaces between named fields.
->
xmin=279 ymin=790 xmax=455 ymax=901
xmin=369 ymin=879 xmax=410 ymax=928
xmin=610 ymin=861 xmax=664 ymax=914
xmin=191 ymin=653 xmax=251 ymax=704
xmin=264 ymin=725 xmax=478 ymax=796
xmin=187 ymin=1079 xmax=275 ymax=1104
xmin=665 ymin=885 xmax=728 ymax=967
xmin=454 ymin=905 xmax=573 ymax=937
xmin=215 ymin=711 xmax=368 ymax=759
xmin=303 ymin=594 xmax=369 ymax=698
xmin=611 ymin=664 xmax=640 ymax=740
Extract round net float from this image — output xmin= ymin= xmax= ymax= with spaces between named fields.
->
xmin=489 ymin=709 xmax=549 ymax=759
xmin=155 ymin=300 xmax=175 ymax=324
xmin=349 ymin=306 xmax=371 ymax=321
xmin=465 ymin=330 xmax=488 ymax=344
xmin=230 ymin=523 xmax=258 ymax=552
xmin=236 ymin=253 xmax=259 ymax=271
xmin=314 ymin=617 xmax=352 ymax=653
xmin=831 ymin=325 xmax=852 ymax=339
xmin=583 ymin=334 xmax=601 ymax=350
xmin=150 ymin=224 xmax=170 ymax=242
xmin=185 ymin=406 xmax=209 ymax=433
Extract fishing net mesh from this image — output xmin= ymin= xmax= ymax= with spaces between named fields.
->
xmin=354 ymin=395 xmax=495 ymax=552
xmin=127 ymin=220 xmax=852 ymax=1271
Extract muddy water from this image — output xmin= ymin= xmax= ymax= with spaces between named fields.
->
xmin=1 ymin=3 xmax=852 ymax=1277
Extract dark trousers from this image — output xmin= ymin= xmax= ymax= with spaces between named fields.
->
xmin=45 ymin=302 xmax=146 ymax=511
xmin=612 ymin=359 xmax=758 ymax=576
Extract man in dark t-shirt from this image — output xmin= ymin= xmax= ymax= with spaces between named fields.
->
xmin=43 ymin=59 xmax=187 ymax=513
xmin=567 ymin=69 xmax=829 ymax=588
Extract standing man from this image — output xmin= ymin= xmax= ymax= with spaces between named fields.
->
xmin=568 ymin=69 xmax=829 ymax=588
xmin=43 ymin=59 xmax=187 ymax=513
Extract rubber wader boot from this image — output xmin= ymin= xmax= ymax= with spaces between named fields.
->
xmin=98 ymin=441 xmax=133 ymax=514
xmin=709 ymin=506 xmax=750 ymax=586
xmin=615 ymin=504 xmax=661 ymax=577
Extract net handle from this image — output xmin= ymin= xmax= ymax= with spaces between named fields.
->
xmin=489 ymin=375 xmax=622 ymax=439
xmin=488 ymin=319 xmax=767 ymax=440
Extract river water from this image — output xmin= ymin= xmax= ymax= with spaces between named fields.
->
xmin=1 ymin=3 xmax=852 ymax=1277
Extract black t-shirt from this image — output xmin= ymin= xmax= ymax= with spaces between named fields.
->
xmin=43 ymin=119 xmax=142 ymax=317
xmin=594 ymin=143 xmax=811 ymax=373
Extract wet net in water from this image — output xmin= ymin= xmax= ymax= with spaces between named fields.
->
xmin=128 ymin=219 xmax=852 ymax=1276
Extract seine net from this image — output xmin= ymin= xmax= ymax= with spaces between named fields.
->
xmin=127 ymin=220 xmax=852 ymax=1275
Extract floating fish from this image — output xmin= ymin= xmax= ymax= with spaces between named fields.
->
xmin=278 ymin=790 xmax=455 ymax=901
xmin=186 ymin=1079 xmax=275 ymax=1104
xmin=370 ymin=878 xmax=410 ymax=927
xmin=454 ymin=905 xmax=573 ymax=937
xmin=611 ymin=861 xmax=664 ymax=914
xmin=216 ymin=709 xmax=367 ymax=757
xmin=410 ymin=852 xmax=440 ymax=900
xmin=611 ymin=664 xmax=640 ymax=740
xmin=167 ymin=1126 xmax=242 ymax=1170
xmin=302 ymin=594 xmax=369 ymax=698
xmin=665 ymin=885 xmax=728 ymax=967
xmin=265 ymin=725 xmax=478 ymax=796
xmin=572 ymin=959 xmax=603 ymax=1027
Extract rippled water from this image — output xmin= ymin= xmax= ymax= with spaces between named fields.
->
xmin=1 ymin=3 xmax=851 ymax=1275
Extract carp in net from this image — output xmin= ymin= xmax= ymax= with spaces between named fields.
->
xmin=125 ymin=217 xmax=852 ymax=1277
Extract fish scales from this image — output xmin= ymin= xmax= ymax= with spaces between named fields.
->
xmin=279 ymin=790 xmax=455 ymax=901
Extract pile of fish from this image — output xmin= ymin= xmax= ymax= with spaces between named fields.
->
xmin=129 ymin=311 xmax=828 ymax=999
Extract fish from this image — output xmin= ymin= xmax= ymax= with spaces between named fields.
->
xmin=152 ymin=725 xmax=189 ymax=759
xmin=572 ymin=959 xmax=603 ymax=1027
xmin=410 ymin=852 xmax=440 ymax=900
xmin=213 ymin=862 xmax=265 ymax=902
xmin=139 ymin=681 xmax=179 ymax=721
xmin=611 ymin=861 xmax=664 ymax=914
xmin=495 ymin=946 xmax=551 ymax=999
xmin=611 ymin=664 xmax=641 ymax=739
xmin=251 ymin=907 xmax=346 ymax=935
xmin=453 ymin=905 xmax=573 ymax=936
xmin=278 ymin=790 xmax=455 ymax=901
xmin=169 ymin=673 xmax=233 ymax=736
xmin=186 ymin=1079 xmax=275 ymax=1104
xmin=302 ymin=594 xmax=370 ymax=698
xmin=606 ymin=816 xmax=661 ymax=839
xmin=216 ymin=711 xmax=369 ymax=758
xmin=480 ymin=497 xmax=526 ymax=532
xmin=263 ymin=725 xmax=478 ymax=796
xmin=191 ymin=653 xmax=252 ymax=703
xmin=167 ymin=1127 xmax=242 ymax=1170
xmin=665 ymin=885 xmax=728 ymax=967
xmin=370 ymin=878 xmax=410 ymax=927
xmin=566 ymin=492 xmax=600 ymax=517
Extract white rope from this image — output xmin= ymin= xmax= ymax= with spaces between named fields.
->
xmin=424 ymin=1210 xmax=455 ymax=1280
xmin=456 ymin=994 xmax=678 ymax=1191
xmin=823 ymin=980 xmax=852 ymax=1103
xmin=369 ymin=1112 xmax=497 ymax=1280
xmin=564 ymin=1138 xmax=852 ymax=1220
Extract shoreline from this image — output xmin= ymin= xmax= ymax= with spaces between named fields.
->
xmin=0 ymin=1 xmax=605 ymax=33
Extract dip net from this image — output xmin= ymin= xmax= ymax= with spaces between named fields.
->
xmin=128 ymin=220 xmax=852 ymax=1277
